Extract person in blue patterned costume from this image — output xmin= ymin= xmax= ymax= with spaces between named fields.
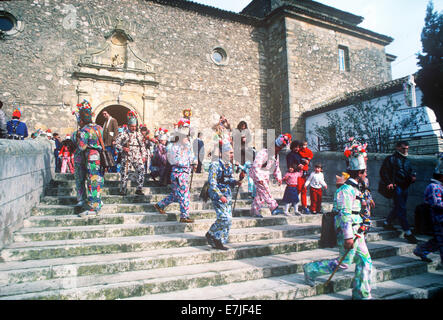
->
xmin=205 ymin=142 xmax=243 ymax=250
xmin=413 ymin=153 xmax=443 ymax=266
xmin=154 ymin=118 xmax=197 ymax=223
xmin=303 ymin=141 xmax=373 ymax=300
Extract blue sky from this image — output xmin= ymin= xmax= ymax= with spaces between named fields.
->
xmin=192 ymin=0 xmax=443 ymax=80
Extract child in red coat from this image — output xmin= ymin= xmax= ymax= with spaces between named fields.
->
xmin=298 ymin=140 xmax=314 ymax=214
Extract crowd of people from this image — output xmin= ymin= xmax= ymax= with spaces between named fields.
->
xmin=0 ymin=98 xmax=441 ymax=300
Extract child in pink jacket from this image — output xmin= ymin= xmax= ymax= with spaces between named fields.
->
xmin=282 ymin=164 xmax=303 ymax=216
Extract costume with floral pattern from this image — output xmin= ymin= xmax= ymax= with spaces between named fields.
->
xmin=207 ymin=159 xmax=238 ymax=244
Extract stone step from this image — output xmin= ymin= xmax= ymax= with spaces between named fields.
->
xmin=0 ymin=242 xmax=426 ymax=300
xmin=302 ymin=263 xmax=443 ymax=300
xmin=123 ymin=250 xmax=439 ymax=301
xmin=48 ymin=178 xmax=209 ymax=188
xmin=0 ymin=223 xmax=324 ymax=262
xmin=23 ymin=207 xmax=330 ymax=228
xmin=0 ymin=222 xmax=400 ymax=263
xmin=52 ymin=172 xmax=209 ymax=182
xmin=0 ymin=237 xmax=321 ymax=286
xmin=14 ymin=215 xmax=312 ymax=242
xmin=31 ymin=200 xmax=254 ymax=216
xmin=0 ymin=235 xmax=415 ymax=288
xmin=43 ymin=185 xmax=285 ymax=197
xmin=40 ymin=192 xmax=261 ymax=205
xmin=31 ymin=201 xmax=334 ymax=217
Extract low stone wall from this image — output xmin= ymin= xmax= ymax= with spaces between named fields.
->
xmin=280 ymin=151 xmax=438 ymax=224
xmin=0 ymin=138 xmax=54 ymax=250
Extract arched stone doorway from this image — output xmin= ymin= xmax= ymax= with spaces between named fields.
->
xmin=96 ymin=104 xmax=133 ymax=128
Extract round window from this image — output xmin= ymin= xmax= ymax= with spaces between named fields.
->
xmin=211 ymin=47 xmax=228 ymax=65
xmin=0 ymin=16 xmax=14 ymax=32
xmin=0 ymin=11 xmax=19 ymax=36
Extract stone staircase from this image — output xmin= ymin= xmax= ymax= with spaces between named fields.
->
xmin=0 ymin=172 xmax=442 ymax=300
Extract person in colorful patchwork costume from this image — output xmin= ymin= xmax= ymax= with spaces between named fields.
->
xmin=344 ymin=138 xmax=374 ymax=229
xmin=154 ymin=120 xmax=197 ymax=223
xmin=72 ymin=111 xmax=87 ymax=208
xmin=115 ymin=111 xmax=148 ymax=196
xmin=75 ymin=100 xmax=104 ymax=217
xmin=413 ymin=153 xmax=443 ymax=266
xmin=205 ymin=142 xmax=243 ymax=250
xmin=249 ymin=133 xmax=292 ymax=218
xmin=150 ymin=128 xmax=169 ymax=184
xmin=303 ymin=142 xmax=373 ymax=300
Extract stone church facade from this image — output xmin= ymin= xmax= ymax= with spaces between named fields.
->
xmin=0 ymin=0 xmax=394 ymax=143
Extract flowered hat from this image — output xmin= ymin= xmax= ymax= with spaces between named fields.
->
xmin=183 ymin=108 xmax=192 ymax=119
xmin=12 ymin=107 xmax=21 ymax=119
xmin=154 ymin=127 xmax=168 ymax=137
xmin=275 ymin=133 xmax=292 ymax=148
xmin=127 ymin=110 xmax=138 ymax=126
xmin=344 ymin=137 xmax=367 ymax=171
xmin=76 ymin=99 xmax=93 ymax=123
xmin=176 ymin=118 xmax=191 ymax=136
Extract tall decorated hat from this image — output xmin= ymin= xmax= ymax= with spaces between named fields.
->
xmin=344 ymin=137 xmax=367 ymax=171
xmin=154 ymin=127 xmax=168 ymax=138
xmin=182 ymin=108 xmax=192 ymax=119
xmin=175 ymin=118 xmax=191 ymax=136
xmin=12 ymin=107 xmax=21 ymax=119
xmin=127 ymin=110 xmax=138 ymax=126
xmin=76 ymin=99 xmax=93 ymax=123
xmin=275 ymin=133 xmax=292 ymax=148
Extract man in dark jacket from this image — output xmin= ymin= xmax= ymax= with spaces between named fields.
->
xmin=380 ymin=141 xmax=418 ymax=243
xmin=102 ymin=110 xmax=119 ymax=172
xmin=6 ymin=108 xmax=28 ymax=140
xmin=193 ymin=132 xmax=205 ymax=173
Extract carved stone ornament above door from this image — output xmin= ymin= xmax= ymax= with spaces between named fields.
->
xmin=72 ymin=19 xmax=158 ymax=86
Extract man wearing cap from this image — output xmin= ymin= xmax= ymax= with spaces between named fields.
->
xmin=75 ymin=100 xmax=104 ymax=217
xmin=6 ymin=108 xmax=28 ymax=140
xmin=380 ymin=140 xmax=418 ymax=244
xmin=249 ymin=133 xmax=291 ymax=218
xmin=303 ymin=141 xmax=373 ymax=300
xmin=205 ymin=141 xmax=243 ymax=250
xmin=115 ymin=111 xmax=148 ymax=196
xmin=413 ymin=153 xmax=443 ymax=267
xmin=154 ymin=120 xmax=197 ymax=223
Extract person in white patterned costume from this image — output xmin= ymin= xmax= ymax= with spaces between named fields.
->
xmin=115 ymin=111 xmax=148 ymax=196
xmin=249 ymin=133 xmax=292 ymax=218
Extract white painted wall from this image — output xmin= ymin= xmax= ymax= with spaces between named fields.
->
xmin=305 ymin=84 xmax=442 ymax=151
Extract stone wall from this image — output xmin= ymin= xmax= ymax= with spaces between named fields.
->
xmin=0 ymin=0 xmax=394 ymax=148
xmin=0 ymin=0 xmax=266 ymax=145
xmin=284 ymin=17 xmax=391 ymax=138
xmin=280 ymin=151 xmax=438 ymax=226
xmin=0 ymin=138 xmax=54 ymax=250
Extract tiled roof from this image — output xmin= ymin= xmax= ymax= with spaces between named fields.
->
xmin=303 ymin=75 xmax=413 ymax=117
xmin=147 ymin=0 xmax=393 ymax=44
